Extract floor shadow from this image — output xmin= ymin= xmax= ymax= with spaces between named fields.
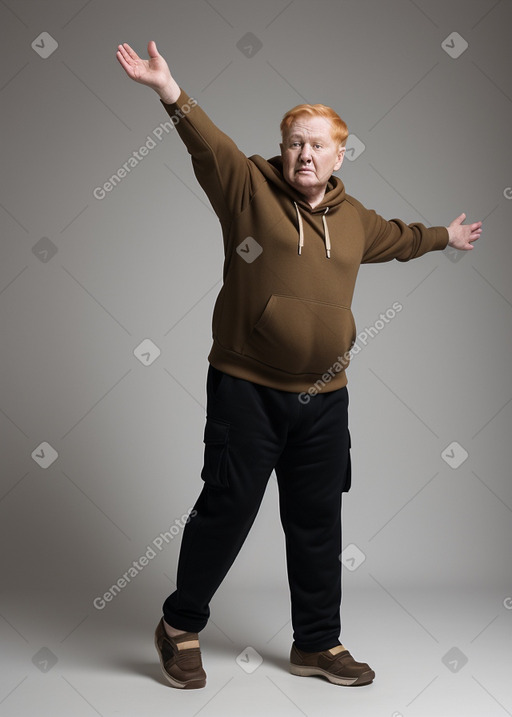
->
xmin=113 ymin=657 xmax=168 ymax=686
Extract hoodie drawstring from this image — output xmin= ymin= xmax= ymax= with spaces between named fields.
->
xmin=294 ymin=201 xmax=305 ymax=256
xmin=294 ymin=202 xmax=331 ymax=259
xmin=322 ymin=208 xmax=331 ymax=259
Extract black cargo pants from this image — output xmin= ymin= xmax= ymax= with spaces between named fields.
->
xmin=163 ymin=363 xmax=352 ymax=652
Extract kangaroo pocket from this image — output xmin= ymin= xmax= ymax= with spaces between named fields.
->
xmin=242 ymin=294 xmax=356 ymax=375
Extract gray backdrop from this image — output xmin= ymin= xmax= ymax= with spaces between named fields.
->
xmin=1 ymin=1 xmax=511 ymax=715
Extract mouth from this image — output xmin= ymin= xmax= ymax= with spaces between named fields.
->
xmin=296 ymin=168 xmax=314 ymax=174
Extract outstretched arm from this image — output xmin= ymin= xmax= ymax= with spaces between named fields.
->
xmin=116 ymin=40 xmax=180 ymax=104
xmin=116 ymin=39 xmax=263 ymax=227
xmin=447 ymin=213 xmax=482 ymax=251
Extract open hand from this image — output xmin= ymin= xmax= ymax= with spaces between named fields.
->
xmin=116 ymin=40 xmax=178 ymax=101
xmin=447 ymin=213 xmax=482 ymax=251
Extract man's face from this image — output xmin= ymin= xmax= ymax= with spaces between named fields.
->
xmin=280 ymin=115 xmax=345 ymax=200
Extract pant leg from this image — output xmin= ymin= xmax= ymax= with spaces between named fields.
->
xmin=163 ymin=365 xmax=288 ymax=632
xmin=275 ymin=385 xmax=351 ymax=652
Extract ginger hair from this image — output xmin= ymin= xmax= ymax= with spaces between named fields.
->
xmin=280 ymin=104 xmax=349 ymax=147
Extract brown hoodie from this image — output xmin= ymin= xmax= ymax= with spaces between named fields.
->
xmin=160 ymin=90 xmax=449 ymax=393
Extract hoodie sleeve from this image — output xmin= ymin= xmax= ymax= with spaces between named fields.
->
xmin=159 ymin=89 xmax=262 ymax=226
xmin=347 ymin=196 xmax=449 ymax=263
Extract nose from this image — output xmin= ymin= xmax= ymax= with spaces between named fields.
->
xmin=299 ymin=143 xmax=312 ymax=162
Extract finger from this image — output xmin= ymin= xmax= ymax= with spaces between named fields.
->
xmin=116 ymin=44 xmax=135 ymax=67
xmin=116 ymin=44 xmax=128 ymax=60
xmin=148 ymin=40 xmax=159 ymax=58
xmin=122 ymin=42 xmax=140 ymax=61
xmin=116 ymin=48 xmax=132 ymax=72
xmin=449 ymin=212 xmax=466 ymax=227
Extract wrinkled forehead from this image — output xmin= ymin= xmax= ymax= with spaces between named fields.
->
xmin=283 ymin=114 xmax=336 ymax=141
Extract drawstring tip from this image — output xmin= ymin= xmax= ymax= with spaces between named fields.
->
xmin=326 ymin=250 xmax=331 ymax=259
xmin=298 ymin=246 xmax=302 ymax=255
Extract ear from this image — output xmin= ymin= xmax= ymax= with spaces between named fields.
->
xmin=334 ymin=146 xmax=346 ymax=171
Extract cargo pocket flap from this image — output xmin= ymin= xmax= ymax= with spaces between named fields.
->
xmin=343 ymin=429 xmax=352 ymax=493
xmin=200 ymin=418 xmax=230 ymax=488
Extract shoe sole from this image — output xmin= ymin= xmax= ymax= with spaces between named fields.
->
xmin=154 ymin=631 xmax=206 ymax=689
xmin=290 ymin=663 xmax=375 ymax=686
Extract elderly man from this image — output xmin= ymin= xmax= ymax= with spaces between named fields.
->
xmin=116 ymin=40 xmax=481 ymax=690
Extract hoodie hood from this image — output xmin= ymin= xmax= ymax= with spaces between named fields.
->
xmin=251 ymin=154 xmax=346 ymax=211
xmin=250 ymin=154 xmax=347 ymax=258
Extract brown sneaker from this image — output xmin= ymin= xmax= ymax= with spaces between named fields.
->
xmin=154 ymin=618 xmax=206 ymax=689
xmin=290 ymin=643 xmax=375 ymax=686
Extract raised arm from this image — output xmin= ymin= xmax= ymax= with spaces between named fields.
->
xmin=116 ymin=40 xmax=180 ymax=104
xmin=116 ymin=40 xmax=263 ymax=226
